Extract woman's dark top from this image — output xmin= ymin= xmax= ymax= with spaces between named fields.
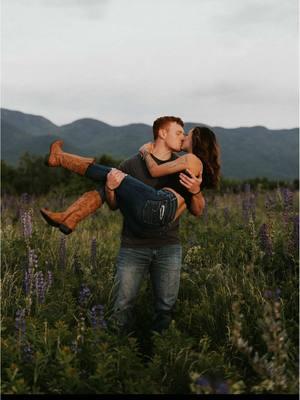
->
xmin=164 ymin=169 xmax=193 ymax=209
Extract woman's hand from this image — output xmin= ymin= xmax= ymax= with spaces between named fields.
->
xmin=139 ymin=142 xmax=154 ymax=157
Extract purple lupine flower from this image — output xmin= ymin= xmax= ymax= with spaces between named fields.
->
xmin=22 ymin=343 xmax=34 ymax=363
xmin=21 ymin=192 xmax=31 ymax=205
xmin=265 ymin=193 xmax=276 ymax=211
xmin=24 ymin=264 xmax=36 ymax=296
xmin=79 ymin=285 xmax=91 ymax=307
xmin=195 ymin=376 xmax=210 ymax=389
xmin=242 ymin=188 xmax=256 ymax=224
xmin=243 ymin=185 xmax=257 ymax=223
xmin=59 ymin=236 xmax=66 ymax=270
xmin=25 ymin=248 xmax=38 ymax=297
xmin=242 ymin=198 xmax=251 ymax=223
xmin=90 ymin=304 xmax=107 ymax=330
xmin=28 ymin=248 xmax=38 ymax=270
xmin=243 ymin=183 xmax=251 ymax=194
xmin=263 ymin=289 xmax=273 ymax=299
xmin=259 ymin=223 xmax=273 ymax=256
xmin=45 ymin=271 xmax=53 ymax=291
xmin=215 ymin=381 xmax=230 ymax=394
xmin=21 ymin=210 xmax=33 ymax=238
xmin=249 ymin=193 xmax=256 ymax=221
xmin=24 ymin=271 xmax=31 ymax=296
xmin=90 ymin=238 xmax=97 ymax=268
xmin=223 ymin=207 xmax=230 ymax=225
xmin=35 ymin=271 xmax=46 ymax=304
xmin=281 ymin=188 xmax=294 ymax=211
xmin=281 ymin=188 xmax=294 ymax=225
xmin=15 ymin=308 xmax=26 ymax=336
xmin=263 ymin=288 xmax=281 ymax=301
xmin=274 ymin=288 xmax=281 ymax=300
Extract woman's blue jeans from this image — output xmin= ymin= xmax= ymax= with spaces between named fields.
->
xmin=85 ymin=163 xmax=177 ymax=237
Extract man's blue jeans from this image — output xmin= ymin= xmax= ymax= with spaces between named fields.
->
xmin=111 ymin=244 xmax=182 ymax=333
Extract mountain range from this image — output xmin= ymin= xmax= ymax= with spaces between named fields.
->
xmin=1 ymin=108 xmax=299 ymax=180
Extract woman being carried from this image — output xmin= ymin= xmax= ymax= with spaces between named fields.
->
xmin=40 ymin=126 xmax=220 ymax=236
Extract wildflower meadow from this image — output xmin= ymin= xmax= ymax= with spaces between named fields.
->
xmin=1 ymin=185 xmax=299 ymax=394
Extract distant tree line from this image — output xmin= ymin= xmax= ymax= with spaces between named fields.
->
xmin=1 ymin=153 xmax=298 ymax=196
xmin=1 ymin=153 xmax=122 ymax=196
xmin=218 ymin=176 xmax=299 ymax=193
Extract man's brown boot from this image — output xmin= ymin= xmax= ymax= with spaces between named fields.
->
xmin=46 ymin=140 xmax=95 ymax=175
xmin=40 ymin=190 xmax=102 ymax=235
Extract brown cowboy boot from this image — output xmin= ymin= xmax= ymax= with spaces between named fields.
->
xmin=40 ymin=190 xmax=102 ymax=235
xmin=46 ymin=140 xmax=95 ymax=175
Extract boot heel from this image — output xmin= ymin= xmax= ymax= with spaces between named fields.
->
xmin=59 ymin=224 xmax=73 ymax=235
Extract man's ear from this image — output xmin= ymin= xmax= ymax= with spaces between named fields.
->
xmin=158 ymin=128 xmax=167 ymax=140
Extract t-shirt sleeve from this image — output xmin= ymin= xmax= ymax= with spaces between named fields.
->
xmin=118 ymin=158 xmax=132 ymax=174
xmin=118 ymin=154 xmax=142 ymax=175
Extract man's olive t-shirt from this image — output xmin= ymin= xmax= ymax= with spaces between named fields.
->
xmin=118 ymin=153 xmax=180 ymax=248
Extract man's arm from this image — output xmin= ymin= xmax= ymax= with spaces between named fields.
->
xmin=105 ymin=180 xmax=118 ymax=210
xmin=179 ymin=169 xmax=205 ymax=217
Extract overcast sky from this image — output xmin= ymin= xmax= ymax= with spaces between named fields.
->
xmin=1 ymin=0 xmax=298 ymax=128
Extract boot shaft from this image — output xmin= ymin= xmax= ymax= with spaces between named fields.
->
xmin=41 ymin=190 xmax=102 ymax=234
xmin=47 ymin=140 xmax=95 ymax=175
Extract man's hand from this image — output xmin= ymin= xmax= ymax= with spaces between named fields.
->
xmin=106 ymin=168 xmax=127 ymax=190
xmin=179 ymin=169 xmax=202 ymax=194
xmin=180 ymin=169 xmax=205 ymax=217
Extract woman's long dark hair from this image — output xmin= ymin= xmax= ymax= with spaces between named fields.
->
xmin=192 ymin=126 xmax=221 ymax=189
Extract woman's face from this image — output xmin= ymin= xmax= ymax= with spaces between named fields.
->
xmin=181 ymin=129 xmax=194 ymax=152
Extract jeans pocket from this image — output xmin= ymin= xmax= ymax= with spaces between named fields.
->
xmin=142 ymin=200 xmax=166 ymax=226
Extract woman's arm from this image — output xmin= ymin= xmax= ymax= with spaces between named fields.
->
xmin=140 ymin=143 xmax=202 ymax=177
xmin=143 ymin=152 xmax=191 ymax=177
xmin=105 ymin=168 xmax=128 ymax=210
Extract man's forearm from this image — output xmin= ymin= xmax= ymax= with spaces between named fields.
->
xmin=105 ymin=186 xmax=118 ymax=210
xmin=188 ymin=192 xmax=205 ymax=217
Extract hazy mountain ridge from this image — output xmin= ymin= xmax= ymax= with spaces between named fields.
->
xmin=1 ymin=108 xmax=298 ymax=180
xmin=1 ymin=108 xmax=58 ymax=136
